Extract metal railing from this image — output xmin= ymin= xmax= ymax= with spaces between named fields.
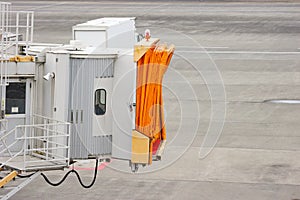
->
xmin=0 ymin=118 xmax=8 ymax=156
xmin=0 ymin=4 xmax=34 ymax=57
xmin=0 ymin=118 xmax=7 ymax=132
xmin=0 ymin=2 xmax=35 ymax=120
xmin=0 ymin=2 xmax=11 ymax=118
xmin=0 ymin=114 xmax=71 ymax=171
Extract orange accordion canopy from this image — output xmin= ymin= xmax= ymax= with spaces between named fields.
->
xmin=135 ymin=43 xmax=175 ymax=159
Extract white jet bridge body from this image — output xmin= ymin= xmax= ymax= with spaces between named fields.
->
xmin=1 ymin=17 xmax=138 ymax=170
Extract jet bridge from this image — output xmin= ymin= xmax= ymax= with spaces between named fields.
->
xmin=0 ymin=17 xmax=174 ymax=169
xmin=0 ymin=3 xmax=174 ymax=198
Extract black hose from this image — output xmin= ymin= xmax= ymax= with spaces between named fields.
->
xmin=17 ymin=172 xmax=37 ymax=178
xmin=41 ymin=170 xmax=73 ymax=187
xmin=41 ymin=158 xmax=99 ymax=188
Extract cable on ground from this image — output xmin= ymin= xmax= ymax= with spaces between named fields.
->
xmin=40 ymin=158 xmax=99 ymax=188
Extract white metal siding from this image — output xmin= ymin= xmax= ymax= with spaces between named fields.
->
xmin=74 ymin=30 xmax=106 ymax=48
xmin=111 ymin=53 xmax=135 ymax=160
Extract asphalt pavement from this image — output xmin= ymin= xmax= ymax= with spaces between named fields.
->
xmin=8 ymin=1 xmax=300 ymax=199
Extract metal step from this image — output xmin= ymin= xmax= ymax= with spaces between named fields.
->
xmin=0 ymin=155 xmax=67 ymax=172
xmin=0 ymin=171 xmax=40 ymax=200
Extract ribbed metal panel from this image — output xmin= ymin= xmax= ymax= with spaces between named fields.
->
xmin=69 ymin=58 xmax=114 ymax=159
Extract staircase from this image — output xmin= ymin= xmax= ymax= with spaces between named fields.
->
xmin=0 ymin=114 xmax=71 ymax=199
xmin=0 ymin=3 xmax=59 ymax=199
xmin=0 ymin=114 xmax=71 ymax=172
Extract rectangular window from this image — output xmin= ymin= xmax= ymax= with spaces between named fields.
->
xmin=6 ymin=82 xmax=26 ymax=114
xmin=94 ymin=89 xmax=106 ymax=115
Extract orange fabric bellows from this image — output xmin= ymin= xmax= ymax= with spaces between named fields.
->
xmin=135 ymin=44 xmax=174 ymax=147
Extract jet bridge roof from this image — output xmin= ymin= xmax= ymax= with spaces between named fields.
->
xmin=28 ymin=44 xmax=121 ymax=59
xmin=73 ymin=17 xmax=136 ymax=31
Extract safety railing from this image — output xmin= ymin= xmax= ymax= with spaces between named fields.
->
xmin=0 ymin=2 xmax=35 ymax=120
xmin=0 ymin=114 xmax=71 ymax=171
xmin=0 ymin=118 xmax=7 ymax=132
xmin=0 ymin=7 xmax=34 ymax=57
xmin=0 ymin=118 xmax=8 ymax=155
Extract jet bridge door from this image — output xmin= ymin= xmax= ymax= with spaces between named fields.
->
xmin=92 ymin=78 xmax=113 ymax=137
xmin=69 ymin=53 xmax=136 ymax=161
xmin=69 ymin=57 xmax=115 ymax=159
xmin=5 ymin=79 xmax=33 ymax=152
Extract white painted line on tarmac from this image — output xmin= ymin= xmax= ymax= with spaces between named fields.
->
xmin=195 ymin=10 xmax=300 ymax=13
xmin=265 ymin=99 xmax=300 ymax=104
xmin=177 ymin=46 xmax=229 ymax=49
xmin=176 ymin=50 xmax=300 ymax=55
xmin=203 ymin=47 xmax=229 ymax=49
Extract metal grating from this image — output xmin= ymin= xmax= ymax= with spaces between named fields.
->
xmin=69 ymin=58 xmax=114 ymax=159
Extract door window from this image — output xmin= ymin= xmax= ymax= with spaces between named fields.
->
xmin=6 ymin=82 xmax=26 ymax=114
xmin=94 ymin=89 xmax=106 ymax=115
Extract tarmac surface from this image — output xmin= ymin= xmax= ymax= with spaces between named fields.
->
xmin=7 ymin=0 xmax=300 ymax=199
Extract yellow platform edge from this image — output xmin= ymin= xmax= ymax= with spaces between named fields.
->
xmin=0 ymin=171 xmax=18 ymax=188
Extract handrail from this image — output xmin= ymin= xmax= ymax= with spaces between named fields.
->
xmin=0 ymin=126 xmax=16 ymax=141
xmin=0 ymin=114 xmax=71 ymax=171
xmin=32 ymin=114 xmax=71 ymax=125
xmin=0 ymin=149 xmax=23 ymax=169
